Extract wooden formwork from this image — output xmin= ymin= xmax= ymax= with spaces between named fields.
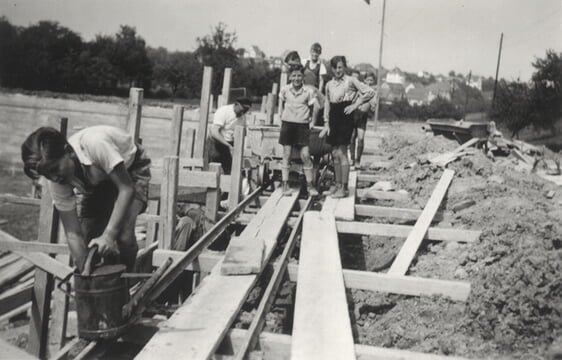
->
xmin=0 ymin=65 xmax=249 ymax=359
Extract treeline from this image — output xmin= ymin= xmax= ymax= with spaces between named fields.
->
xmin=0 ymin=18 xmax=280 ymax=99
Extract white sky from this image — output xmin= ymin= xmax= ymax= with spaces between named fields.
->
xmin=2 ymin=0 xmax=560 ymax=81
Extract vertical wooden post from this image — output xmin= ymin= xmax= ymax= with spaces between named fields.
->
xmin=159 ymin=156 xmax=178 ymax=250
xmin=221 ymin=68 xmax=232 ymax=106
xmin=127 ymin=88 xmax=143 ymax=142
xmin=266 ymin=94 xmax=275 ymax=125
xmin=271 ymin=82 xmax=279 ymax=96
xmin=205 ymin=163 xmax=222 ymax=223
xmin=145 ymin=200 xmax=160 ymax=248
xmin=278 ymin=72 xmax=287 ymax=118
xmin=170 ymin=105 xmax=184 ymax=157
xmin=194 ymin=67 xmax=213 ymax=165
xmin=229 ymin=126 xmax=246 ymax=211
xmin=28 ymin=118 xmax=67 ymax=359
xmin=260 ymin=95 xmax=267 ymax=113
xmin=183 ymin=128 xmax=196 ymax=160
xmin=209 ymin=94 xmax=215 ymax=113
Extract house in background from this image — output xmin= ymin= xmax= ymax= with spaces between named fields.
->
xmin=466 ymin=75 xmax=483 ymax=91
xmin=242 ymin=45 xmax=267 ymax=60
xmin=405 ymin=82 xmax=424 ymax=94
xmin=426 ymin=80 xmax=453 ymax=102
xmin=385 ymin=67 xmax=406 ymax=85
xmin=380 ymin=82 xmax=406 ymax=104
xmin=417 ymin=70 xmax=431 ymax=79
xmin=405 ymin=87 xmax=430 ymax=105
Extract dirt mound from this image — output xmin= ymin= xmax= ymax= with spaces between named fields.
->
xmin=356 ymin=131 xmax=562 ymax=358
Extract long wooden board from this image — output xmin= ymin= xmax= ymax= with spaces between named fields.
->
xmin=322 ymin=171 xmax=357 ymax=221
xmin=355 ymin=204 xmax=444 ymax=222
xmin=291 ymin=211 xmax=355 ymax=360
xmin=221 ymin=329 xmax=470 ymax=360
xmin=152 ymin=250 xmax=471 ymax=302
xmin=136 ymin=189 xmax=298 ymax=360
xmin=336 ymin=221 xmax=480 ymax=242
xmin=389 ymin=169 xmax=455 ymax=275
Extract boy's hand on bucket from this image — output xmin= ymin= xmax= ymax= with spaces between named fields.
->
xmin=89 ymin=233 xmax=120 ymax=257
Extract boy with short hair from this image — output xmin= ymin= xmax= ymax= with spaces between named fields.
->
xmin=302 ymin=42 xmax=328 ymax=126
xmin=278 ymin=64 xmax=319 ymax=197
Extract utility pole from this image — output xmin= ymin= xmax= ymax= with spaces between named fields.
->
xmin=491 ymin=33 xmax=504 ymax=111
xmin=373 ymin=0 xmax=387 ymax=131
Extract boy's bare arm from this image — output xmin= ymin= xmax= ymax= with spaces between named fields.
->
xmin=59 ymin=209 xmax=88 ymax=271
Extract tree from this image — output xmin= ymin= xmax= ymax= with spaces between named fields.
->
xmin=195 ymin=23 xmax=240 ymax=94
xmin=529 ymin=50 xmax=562 ymax=133
xmin=148 ymin=47 xmax=202 ymax=98
xmin=112 ymin=26 xmax=153 ymax=89
xmin=0 ymin=17 xmax=21 ymax=87
xmin=490 ymin=80 xmax=532 ymax=138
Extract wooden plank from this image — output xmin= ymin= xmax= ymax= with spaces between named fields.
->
xmin=232 ymin=198 xmax=312 ymax=360
xmin=221 ymin=68 xmax=232 ymax=106
xmin=260 ymin=96 xmax=267 ymax=113
xmin=0 ymin=240 xmax=68 ymax=254
xmin=152 ymin=250 xmax=471 ymax=302
xmin=220 ymin=174 xmax=231 ymax=192
xmin=0 ymin=194 xmax=41 ymax=206
xmin=357 ymin=188 xmax=409 ymax=201
xmin=158 ymin=156 xmax=178 ymax=250
xmin=144 ymin=200 xmax=160 ymax=247
xmin=0 ymin=232 xmax=72 ymax=279
xmin=137 ymin=189 xmax=298 ymax=360
xmin=228 ymin=126 xmax=245 ymax=210
xmin=28 ymin=184 xmax=59 ymax=358
xmin=336 ymin=221 xmax=480 ymax=242
xmin=322 ymin=171 xmax=357 ymax=221
xmin=355 ymin=204 xmax=444 ymax=222
xmin=0 ymin=338 xmax=37 ymax=359
xmin=221 ymin=329 xmax=470 ymax=360
xmin=265 ymin=94 xmax=275 ymax=125
xmin=220 ymin=235 xmax=264 ymax=275
xmin=0 ymin=259 xmax=34 ymax=289
xmin=205 ymin=163 xmax=222 ymax=222
xmin=183 ymin=128 xmax=196 ymax=160
xmin=430 ymin=138 xmax=480 ymax=167
xmin=49 ymin=225 xmax=71 ymax=354
xmin=0 ymin=281 xmax=32 ymax=316
xmin=169 ymin=105 xmax=184 ymax=156
xmin=194 ymin=66 xmax=213 ymax=161
xmin=151 ymin=169 xmax=218 ymax=188
xmin=389 ymin=169 xmax=455 ymax=275
xmin=292 ymin=211 xmax=355 ymax=360
xmin=127 ymin=88 xmax=143 ymax=142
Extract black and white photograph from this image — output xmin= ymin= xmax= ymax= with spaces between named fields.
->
xmin=0 ymin=0 xmax=561 ymax=359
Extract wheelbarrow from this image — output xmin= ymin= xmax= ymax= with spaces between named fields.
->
xmin=57 ymin=246 xmax=172 ymax=340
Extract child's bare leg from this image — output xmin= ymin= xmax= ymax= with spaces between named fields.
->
xmin=300 ymin=146 xmax=318 ymax=196
xmin=350 ymin=128 xmax=357 ymax=165
xmin=282 ymin=145 xmax=292 ymax=195
xmin=356 ymin=128 xmax=365 ymax=167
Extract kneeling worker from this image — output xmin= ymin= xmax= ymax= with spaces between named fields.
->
xmin=21 ymin=125 xmax=151 ymax=272
xmin=208 ymin=97 xmax=252 ymax=175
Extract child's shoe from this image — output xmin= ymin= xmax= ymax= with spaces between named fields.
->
xmin=307 ymin=184 xmax=319 ymax=197
xmin=330 ymin=187 xmax=349 ymax=199
xmin=323 ymin=183 xmax=339 ymax=196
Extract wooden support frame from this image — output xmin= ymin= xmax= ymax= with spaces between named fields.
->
xmin=152 ymin=250 xmax=471 ymax=302
xmin=220 ymin=68 xmax=232 ymax=107
xmin=219 ymin=329 xmax=470 ymax=360
xmin=389 ymin=169 xmax=455 ymax=275
xmin=206 ymin=163 xmax=222 ymax=222
xmin=194 ymin=66 xmax=213 ymax=163
xmin=228 ymin=126 xmax=246 ymax=211
xmin=127 ymin=88 xmax=143 ymax=143
xmin=158 ymin=156 xmax=178 ymax=250
xmin=355 ymin=204 xmax=444 ymax=222
xmin=169 ymin=105 xmax=184 ymax=156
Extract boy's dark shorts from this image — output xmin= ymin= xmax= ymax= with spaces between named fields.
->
xmin=353 ymin=109 xmax=368 ymax=130
xmin=327 ymin=101 xmax=354 ymax=146
xmin=279 ymin=121 xmax=310 ymax=146
xmin=76 ymin=144 xmax=151 ymax=230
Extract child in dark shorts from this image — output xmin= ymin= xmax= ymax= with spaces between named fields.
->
xmin=278 ymin=64 xmax=319 ymax=197
xmin=320 ymin=56 xmax=375 ymax=198
xmin=350 ymin=72 xmax=377 ymax=168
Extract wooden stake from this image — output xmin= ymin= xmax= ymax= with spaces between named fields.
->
xmin=205 ymin=163 xmax=222 ymax=222
xmin=194 ymin=67 xmax=213 ymax=164
xmin=158 ymin=156 xmax=179 ymax=250
xmin=127 ymin=88 xmax=143 ymax=142
xmin=169 ymin=105 xmax=184 ymax=157
xmin=229 ymin=126 xmax=246 ymax=211
xmin=221 ymin=68 xmax=232 ymax=106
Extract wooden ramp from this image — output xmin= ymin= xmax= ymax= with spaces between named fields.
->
xmin=291 ymin=211 xmax=355 ymax=360
xmin=135 ymin=188 xmax=298 ymax=360
xmin=321 ymin=171 xmax=357 ymax=221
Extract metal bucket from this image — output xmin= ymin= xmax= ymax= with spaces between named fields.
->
xmin=74 ymin=264 xmax=130 ymax=340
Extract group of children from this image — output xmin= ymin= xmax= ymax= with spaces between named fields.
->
xmin=278 ymin=43 xmax=376 ymax=198
xmin=18 ymin=41 xmax=377 ymax=272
